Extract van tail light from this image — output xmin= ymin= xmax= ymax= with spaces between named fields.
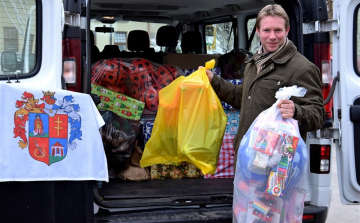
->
xmin=310 ymin=144 xmax=331 ymax=174
xmin=314 ymin=43 xmax=332 ymax=127
xmin=62 ymin=27 xmax=81 ymax=92
xmin=302 ymin=214 xmax=314 ymax=220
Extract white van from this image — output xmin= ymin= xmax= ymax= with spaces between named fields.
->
xmin=0 ymin=0 xmax=359 ymax=222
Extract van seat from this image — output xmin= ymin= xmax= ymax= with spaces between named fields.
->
xmin=90 ymin=31 xmax=101 ymax=63
xmin=100 ymin=45 xmax=121 ymax=59
xmin=156 ymin=26 xmax=177 ymax=53
xmin=119 ymin=30 xmax=163 ymax=64
xmin=127 ymin=30 xmax=150 ymax=52
xmin=162 ymin=31 xmax=220 ymax=69
xmin=181 ymin=31 xmax=202 ymax=54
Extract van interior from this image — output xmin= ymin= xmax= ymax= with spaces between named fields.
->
xmin=88 ymin=0 xmax=304 ymax=220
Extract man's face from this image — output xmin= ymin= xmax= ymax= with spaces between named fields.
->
xmin=256 ymin=15 xmax=289 ymax=54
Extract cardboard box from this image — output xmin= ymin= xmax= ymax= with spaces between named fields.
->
xmin=221 ymin=79 xmax=243 ymax=109
xmin=225 ymin=108 xmax=240 ymax=136
xmin=142 ymin=121 xmax=154 ymax=145
xmin=163 ymin=53 xmax=221 ymax=69
xmin=183 ymin=67 xmax=221 ymax=77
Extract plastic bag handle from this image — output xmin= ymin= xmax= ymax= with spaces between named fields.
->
xmin=275 ymin=86 xmax=307 ymax=101
xmin=205 ymin=59 xmax=216 ymax=70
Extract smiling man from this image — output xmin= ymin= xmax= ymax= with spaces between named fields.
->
xmin=202 ymin=4 xmax=325 ymax=159
xmin=256 ymin=5 xmax=289 ymax=54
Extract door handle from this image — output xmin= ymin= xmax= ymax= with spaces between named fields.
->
xmin=350 ymin=104 xmax=360 ymax=123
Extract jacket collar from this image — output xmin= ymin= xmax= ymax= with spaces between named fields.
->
xmin=245 ymin=40 xmax=298 ymax=64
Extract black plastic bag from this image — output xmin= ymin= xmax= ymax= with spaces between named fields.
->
xmin=218 ymin=49 xmax=253 ymax=79
xmin=100 ymin=111 xmax=140 ymax=169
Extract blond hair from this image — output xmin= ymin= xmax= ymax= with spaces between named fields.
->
xmin=256 ymin=4 xmax=290 ymax=29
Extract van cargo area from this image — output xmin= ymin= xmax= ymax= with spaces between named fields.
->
xmin=95 ymin=179 xmax=234 ymax=222
xmin=85 ymin=0 xmax=333 ymax=222
xmin=5 ymin=0 xmax=360 ymax=222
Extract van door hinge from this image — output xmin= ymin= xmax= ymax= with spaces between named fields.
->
xmin=303 ymin=19 xmax=339 ymax=35
xmin=338 ymin=109 xmax=341 ymax=119
xmin=64 ymin=11 xmax=81 ymax=27
xmin=323 ymin=127 xmax=340 ymax=140
xmin=310 ymin=127 xmax=339 ymax=140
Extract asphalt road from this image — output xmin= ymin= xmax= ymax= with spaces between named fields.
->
xmin=326 ymin=147 xmax=360 ymax=223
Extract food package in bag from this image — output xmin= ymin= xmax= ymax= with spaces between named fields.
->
xmin=233 ymin=86 xmax=309 ymax=223
xmin=91 ymin=57 xmax=184 ymax=113
xmin=140 ymin=60 xmax=227 ymax=175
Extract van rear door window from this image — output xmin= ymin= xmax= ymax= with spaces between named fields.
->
xmin=205 ymin=22 xmax=234 ymax=54
xmin=0 ymin=0 xmax=37 ymax=76
xmin=114 ymin=31 xmax=127 ymax=51
xmin=91 ymin=20 xmax=166 ymax=52
xmin=354 ymin=4 xmax=360 ymax=76
xmin=246 ymin=17 xmax=260 ymax=54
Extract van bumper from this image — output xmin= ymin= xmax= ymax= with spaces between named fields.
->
xmin=303 ymin=204 xmax=328 ymax=223
xmin=95 ymin=205 xmax=328 ymax=223
xmin=95 ymin=206 xmax=233 ymax=223
xmin=0 ymin=181 xmax=94 ymax=223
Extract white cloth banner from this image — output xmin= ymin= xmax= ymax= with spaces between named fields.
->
xmin=0 ymin=83 xmax=109 ymax=182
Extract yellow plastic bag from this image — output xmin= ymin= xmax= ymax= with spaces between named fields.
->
xmin=140 ymin=60 xmax=226 ymax=174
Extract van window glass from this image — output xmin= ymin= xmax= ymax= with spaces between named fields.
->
xmin=205 ymin=22 xmax=234 ymax=54
xmin=90 ymin=20 xmax=166 ymax=52
xmin=175 ymin=25 xmax=189 ymax=53
xmin=114 ymin=31 xmax=127 ymax=51
xmin=0 ymin=0 xmax=37 ymax=75
xmin=356 ymin=6 xmax=360 ymax=75
xmin=247 ymin=18 xmax=260 ymax=54
xmin=175 ymin=32 xmax=182 ymax=53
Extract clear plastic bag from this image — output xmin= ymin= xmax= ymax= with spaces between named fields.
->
xmin=218 ymin=49 xmax=253 ymax=79
xmin=233 ymin=86 xmax=309 ymax=223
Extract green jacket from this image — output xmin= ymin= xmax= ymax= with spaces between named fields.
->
xmin=211 ymin=40 xmax=325 ymax=154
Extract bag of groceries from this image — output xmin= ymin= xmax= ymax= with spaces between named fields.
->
xmin=140 ymin=60 xmax=227 ymax=175
xmin=233 ymin=86 xmax=309 ymax=223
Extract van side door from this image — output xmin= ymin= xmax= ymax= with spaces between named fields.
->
xmin=332 ymin=0 xmax=360 ymax=204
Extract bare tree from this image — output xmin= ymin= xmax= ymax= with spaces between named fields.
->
xmin=206 ymin=23 xmax=234 ymax=54
xmin=215 ymin=23 xmax=233 ymax=53
xmin=1 ymin=0 xmax=30 ymax=37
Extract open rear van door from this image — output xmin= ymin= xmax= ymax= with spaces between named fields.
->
xmin=332 ymin=0 xmax=360 ymax=204
xmin=0 ymin=0 xmax=63 ymax=87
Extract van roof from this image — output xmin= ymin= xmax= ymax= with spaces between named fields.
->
xmin=90 ymin=0 xmax=274 ymax=24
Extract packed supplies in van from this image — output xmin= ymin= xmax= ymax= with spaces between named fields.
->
xmin=140 ymin=60 xmax=227 ymax=175
xmin=233 ymin=86 xmax=309 ymax=223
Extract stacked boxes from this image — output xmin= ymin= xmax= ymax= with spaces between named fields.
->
xmin=183 ymin=67 xmax=221 ymax=77
xmin=225 ymin=108 xmax=240 ymax=136
xmin=221 ymin=79 xmax=243 ymax=109
xmin=142 ymin=121 xmax=154 ymax=145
